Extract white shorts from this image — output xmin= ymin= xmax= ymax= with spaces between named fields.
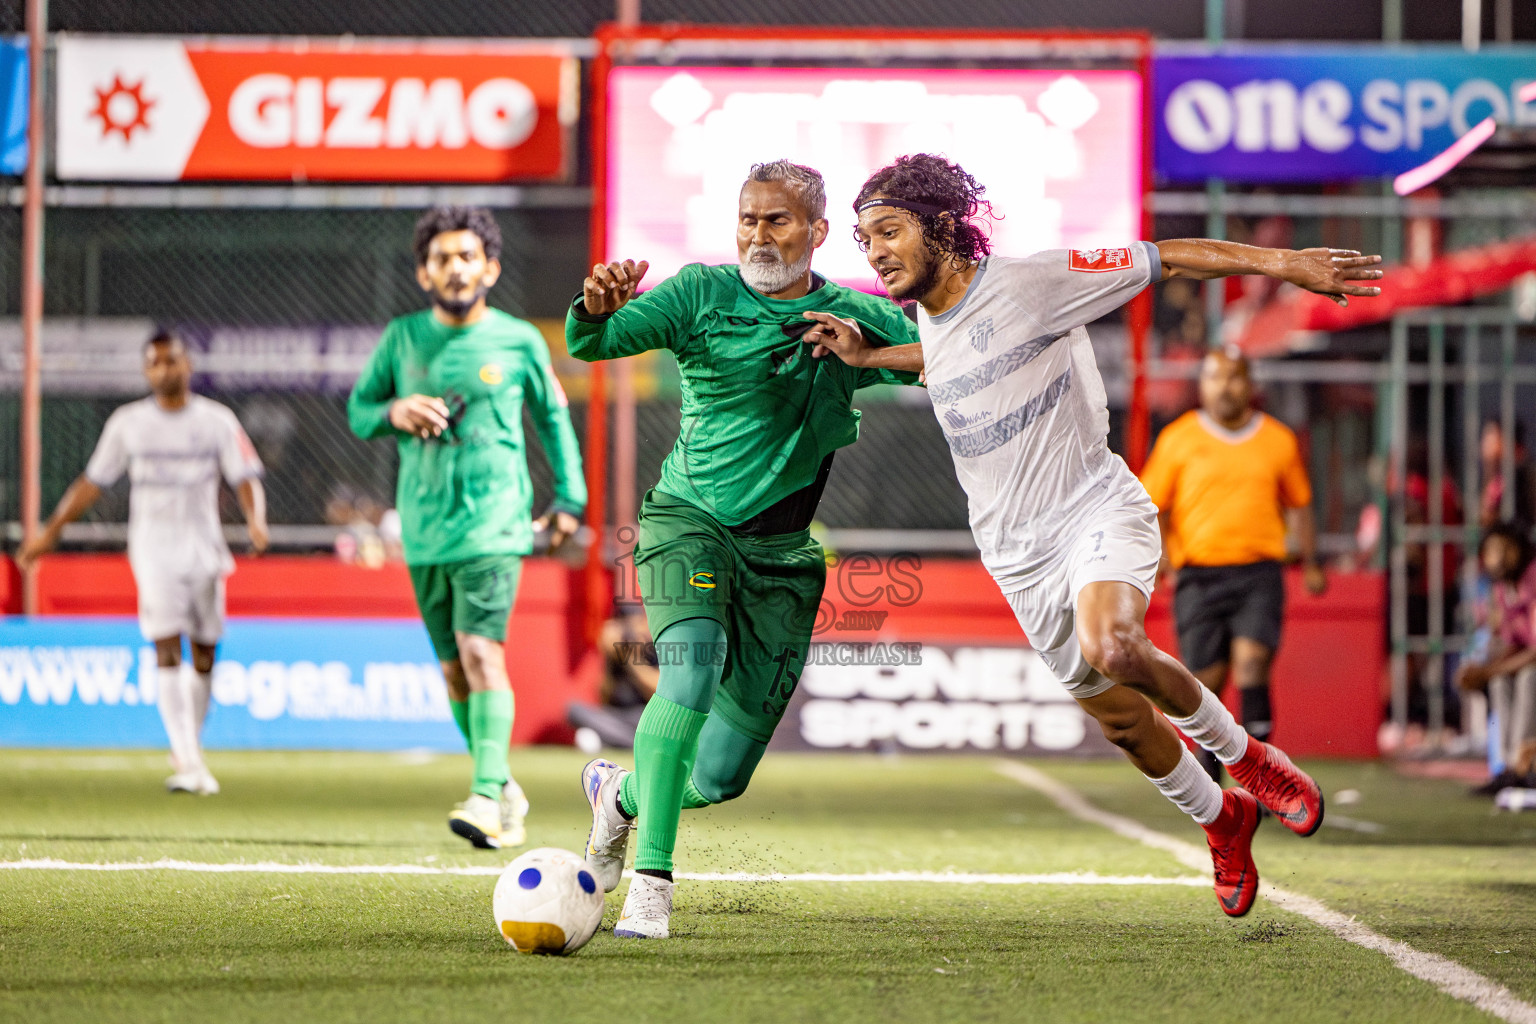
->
xmin=134 ymin=567 xmax=226 ymax=645
xmin=1003 ymin=504 xmax=1161 ymax=699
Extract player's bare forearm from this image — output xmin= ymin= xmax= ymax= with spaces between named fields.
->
xmin=45 ymin=476 xmax=102 ymax=536
xmin=801 ymin=311 xmax=924 ymax=373
xmin=1287 ymin=505 xmax=1318 ymax=565
xmin=862 ymin=341 xmax=924 ymax=374
xmin=19 ymin=476 xmax=101 ymax=567
xmin=238 ymin=478 xmax=269 ymax=553
xmin=1156 ymin=239 xmax=1282 ymax=280
xmin=1288 ymin=505 xmax=1327 ymax=594
xmin=1156 ymin=239 xmax=1383 ymax=308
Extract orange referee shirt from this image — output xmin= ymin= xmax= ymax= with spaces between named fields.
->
xmin=1139 ymin=410 xmax=1312 ymax=568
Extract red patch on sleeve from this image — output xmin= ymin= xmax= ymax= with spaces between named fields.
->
xmin=1068 ymin=247 xmax=1135 ymax=273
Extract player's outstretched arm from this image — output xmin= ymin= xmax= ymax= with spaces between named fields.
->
xmin=17 ymin=475 xmax=102 ymax=571
xmin=238 ymin=478 xmax=269 ymax=555
xmin=1156 ymin=239 xmax=1384 ymax=308
xmin=801 ymin=311 xmax=925 ymax=374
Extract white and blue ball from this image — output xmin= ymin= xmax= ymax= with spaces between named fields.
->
xmin=492 ymin=847 xmax=604 ymax=955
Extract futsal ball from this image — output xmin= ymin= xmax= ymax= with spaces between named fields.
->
xmin=492 ymin=847 xmax=604 ymax=955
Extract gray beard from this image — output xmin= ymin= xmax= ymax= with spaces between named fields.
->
xmin=739 ymin=245 xmax=811 ymax=295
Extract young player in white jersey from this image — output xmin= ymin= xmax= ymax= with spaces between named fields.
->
xmin=802 ymin=154 xmax=1383 ymax=916
xmin=20 ymin=330 xmax=268 ymax=795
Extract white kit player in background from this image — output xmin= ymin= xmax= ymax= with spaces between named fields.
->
xmin=19 ymin=330 xmax=268 ymax=795
xmin=803 ymin=153 xmax=1383 ymax=917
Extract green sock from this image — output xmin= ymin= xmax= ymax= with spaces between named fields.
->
xmin=449 ymin=700 xmax=470 ymax=750
xmin=467 ymin=689 xmax=513 ymax=800
xmin=619 ymin=771 xmax=710 ymax=817
xmin=631 ymin=697 xmax=708 ymax=874
xmin=682 ymin=777 xmax=712 ymax=810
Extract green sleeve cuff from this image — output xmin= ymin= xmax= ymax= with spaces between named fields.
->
xmin=569 ymin=293 xmax=611 ymax=325
xmin=545 ymin=500 xmax=586 ymax=519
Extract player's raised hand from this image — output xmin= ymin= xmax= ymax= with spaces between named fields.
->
xmin=583 ymin=260 xmax=649 ymax=316
xmin=801 ymin=311 xmax=870 ymax=365
xmin=389 ymin=394 xmax=451 ymax=439
xmin=1280 ymin=248 xmax=1384 ymax=307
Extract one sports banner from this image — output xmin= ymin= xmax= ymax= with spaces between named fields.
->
xmin=770 ymin=644 xmax=1116 ymax=757
xmin=56 ymin=36 xmax=577 ymax=182
xmin=0 ymin=617 xmax=461 ymax=751
xmin=1153 ymin=44 xmax=1536 ymax=183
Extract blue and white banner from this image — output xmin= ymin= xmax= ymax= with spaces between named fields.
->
xmin=0 ymin=617 xmax=461 ymax=751
xmin=1154 ymin=45 xmax=1536 ymax=182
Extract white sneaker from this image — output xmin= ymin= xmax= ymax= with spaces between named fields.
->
xmin=449 ymin=794 xmax=503 ymax=849
xmin=614 ymin=872 xmax=673 ymax=939
xmin=196 ymin=770 xmax=220 ymax=796
xmin=500 ymin=778 xmax=529 ymax=848
xmin=165 ymin=771 xmax=202 ymax=794
xmin=581 ymin=758 xmax=633 ymax=893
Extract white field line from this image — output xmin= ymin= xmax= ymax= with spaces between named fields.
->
xmin=995 ymin=760 xmax=1536 ymax=1024
xmin=0 ymin=858 xmax=1205 ymax=887
xmin=1324 ymin=814 xmax=1387 ymax=835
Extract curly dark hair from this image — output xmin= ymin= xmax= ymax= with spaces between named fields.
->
xmin=412 ymin=205 xmax=503 ymax=265
xmin=853 ymin=154 xmax=994 ymax=264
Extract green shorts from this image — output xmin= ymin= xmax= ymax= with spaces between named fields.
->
xmin=634 ymin=489 xmax=827 ymax=744
xmin=407 ymin=554 xmax=523 ymax=662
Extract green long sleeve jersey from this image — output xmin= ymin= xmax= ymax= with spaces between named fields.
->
xmin=348 ymin=308 xmax=587 ymax=565
xmin=566 ymin=263 xmax=921 ymax=526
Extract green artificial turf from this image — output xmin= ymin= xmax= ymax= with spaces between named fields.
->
xmin=0 ymin=749 xmax=1528 ymax=1023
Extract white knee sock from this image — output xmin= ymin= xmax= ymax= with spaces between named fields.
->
xmin=157 ymin=665 xmax=202 ymax=774
xmin=1148 ymin=747 xmax=1225 ymax=825
xmin=1167 ymin=686 xmax=1250 ymax=765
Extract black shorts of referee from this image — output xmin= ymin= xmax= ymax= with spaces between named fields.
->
xmin=1173 ymin=560 xmax=1285 ymax=671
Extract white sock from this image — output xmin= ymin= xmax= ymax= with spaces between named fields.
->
xmin=157 ymin=666 xmax=201 ymax=774
xmin=191 ymin=669 xmax=214 ymax=772
xmin=1168 ymin=686 xmax=1250 ymax=766
xmin=191 ymin=670 xmax=213 ymax=741
xmin=1148 ymin=747 xmax=1225 ymax=826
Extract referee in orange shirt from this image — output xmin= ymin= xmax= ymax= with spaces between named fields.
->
xmin=1141 ymin=347 xmax=1327 ymax=782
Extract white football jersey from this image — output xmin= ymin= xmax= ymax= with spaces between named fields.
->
xmin=85 ymin=394 xmax=264 ymax=577
xmin=918 ymin=243 xmax=1160 ymax=593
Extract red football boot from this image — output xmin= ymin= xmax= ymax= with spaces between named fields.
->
xmin=1204 ymin=788 xmax=1261 ymax=918
xmin=1226 ymin=736 xmax=1325 ymax=837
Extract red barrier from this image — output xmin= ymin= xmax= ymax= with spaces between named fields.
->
xmin=3 ymin=554 xmax=1383 ymax=756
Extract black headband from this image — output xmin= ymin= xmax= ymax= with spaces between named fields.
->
xmin=856 ymin=197 xmax=946 ymax=217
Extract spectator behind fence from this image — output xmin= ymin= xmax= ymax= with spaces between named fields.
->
xmin=568 ymin=603 xmax=659 ymax=751
xmin=1399 ymin=440 xmax=1465 ymax=745
xmin=1478 ymin=419 xmax=1535 ymax=533
xmin=1457 ymin=522 xmax=1536 ymax=795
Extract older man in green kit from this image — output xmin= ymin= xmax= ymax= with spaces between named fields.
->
xmin=350 ymin=205 xmax=586 ymax=850
xmin=567 ymin=160 xmax=923 ymax=939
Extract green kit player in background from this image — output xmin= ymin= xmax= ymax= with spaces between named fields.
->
xmin=349 ymin=206 xmax=587 ymax=850
xmin=568 ymin=161 xmax=923 ymax=938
